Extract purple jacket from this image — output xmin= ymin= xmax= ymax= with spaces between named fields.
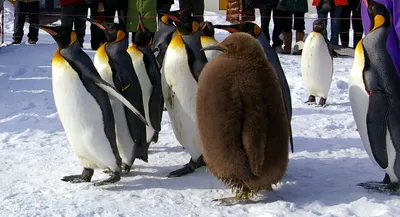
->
xmin=361 ymin=0 xmax=400 ymax=76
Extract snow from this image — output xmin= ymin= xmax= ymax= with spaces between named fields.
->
xmin=1 ymin=1 xmax=400 ymax=217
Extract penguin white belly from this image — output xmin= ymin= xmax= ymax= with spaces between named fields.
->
xmin=94 ymin=54 xmax=135 ymax=165
xmin=301 ymin=32 xmax=333 ymax=98
xmin=201 ymin=36 xmax=221 ymax=62
xmin=161 ymin=43 xmax=202 ymax=161
xmin=129 ymin=49 xmax=155 ymax=143
xmin=52 ymin=59 xmax=119 ymax=171
xmin=349 ymin=42 xmax=398 ymax=182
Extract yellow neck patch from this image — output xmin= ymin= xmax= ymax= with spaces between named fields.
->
xmin=169 ymin=34 xmax=185 ymax=48
xmin=53 ymin=49 xmax=64 ymax=63
xmin=355 ymin=39 xmax=364 ymax=57
xmin=371 ymin=15 xmax=385 ymax=32
xmin=113 ymin=30 xmax=126 ymax=43
xmin=96 ymin=43 xmax=109 ymax=62
xmin=69 ymin=32 xmax=77 ymax=46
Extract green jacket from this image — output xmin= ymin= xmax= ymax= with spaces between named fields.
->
xmin=126 ymin=0 xmax=157 ymax=33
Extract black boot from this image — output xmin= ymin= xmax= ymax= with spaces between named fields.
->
xmin=340 ymin=31 xmax=349 ymax=47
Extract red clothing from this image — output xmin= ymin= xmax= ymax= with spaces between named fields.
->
xmin=60 ymin=0 xmax=85 ymax=7
xmin=312 ymin=0 xmax=348 ymax=6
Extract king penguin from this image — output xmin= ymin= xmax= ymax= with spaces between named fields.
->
xmin=152 ymin=12 xmax=177 ymax=69
xmin=301 ymin=19 xmax=333 ymax=107
xmin=349 ymin=0 xmax=400 ymax=192
xmin=160 ymin=8 xmax=208 ymax=177
xmin=32 ymin=24 xmax=147 ymax=186
xmin=127 ymin=14 xmax=164 ymax=147
xmin=213 ymin=22 xmax=294 ymax=152
xmin=199 ymin=21 xmax=221 ymax=61
xmin=84 ymin=18 xmax=148 ymax=173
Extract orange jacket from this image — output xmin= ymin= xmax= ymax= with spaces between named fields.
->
xmin=312 ymin=0 xmax=348 ymax=6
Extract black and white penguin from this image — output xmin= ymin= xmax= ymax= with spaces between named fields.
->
xmin=84 ymin=18 xmax=148 ymax=173
xmin=199 ymin=21 xmax=221 ymax=61
xmin=349 ymin=0 xmax=400 ymax=192
xmin=301 ymin=19 xmax=333 ymax=107
xmin=127 ymin=14 xmax=164 ymax=146
xmin=212 ymin=22 xmax=294 ymax=152
xmin=32 ymin=24 xmax=147 ymax=186
xmin=160 ymin=9 xmax=208 ymax=177
xmin=152 ymin=13 xmax=177 ymax=69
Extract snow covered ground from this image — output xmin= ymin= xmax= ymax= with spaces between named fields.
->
xmin=1 ymin=1 xmax=400 ymax=217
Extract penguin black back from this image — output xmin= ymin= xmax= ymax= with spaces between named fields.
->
xmin=197 ymin=33 xmax=289 ymax=201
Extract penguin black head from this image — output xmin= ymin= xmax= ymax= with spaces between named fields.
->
xmin=200 ymin=21 xmax=215 ymax=37
xmin=83 ymin=18 xmax=126 ymax=43
xmin=212 ymin=22 xmax=261 ymax=38
xmin=159 ymin=8 xmax=197 ymax=35
xmin=31 ymin=24 xmax=74 ymax=49
xmin=134 ymin=13 xmax=153 ymax=47
xmin=366 ymin=0 xmax=391 ymax=31
xmin=312 ymin=19 xmax=325 ymax=33
xmin=201 ymin=32 xmax=262 ymax=58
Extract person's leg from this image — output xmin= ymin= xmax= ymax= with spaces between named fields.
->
xmin=60 ymin=5 xmax=75 ymax=34
xmin=27 ymin=1 xmax=40 ymax=43
xmin=292 ymin=12 xmax=305 ymax=55
xmin=329 ymin=5 xmax=343 ymax=45
xmin=89 ymin=3 xmax=105 ymax=50
xmin=104 ymin=0 xmax=117 ymax=23
xmin=271 ymin=8 xmax=283 ymax=50
xmin=74 ymin=4 xmax=89 ymax=47
xmin=12 ymin=1 xmax=27 ymax=43
xmin=352 ymin=8 xmax=363 ymax=48
xmin=316 ymin=5 xmax=328 ymax=39
xmin=191 ymin=0 xmax=204 ymax=22
xmin=279 ymin=10 xmax=293 ymax=54
xmin=117 ymin=0 xmax=128 ymax=33
xmin=339 ymin=5 xmax=351 ymax=46
xmin=259 ymin=4 xmax=272 ymax=42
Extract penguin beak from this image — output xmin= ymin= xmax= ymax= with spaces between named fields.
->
xmin=83 ymin=18 xmax=106 ymax=30
xmin=159 ymin=11 xmax=180 ymax=23
xmin=212 ymin=25 xmax=240 ymax=33
xmin=31 ymin=24 xmax=58 ymax=36
xmin=200 ymin=45 xmax=225 ymax=52
xmin=137 ymin=13 xmax=145 ymax=32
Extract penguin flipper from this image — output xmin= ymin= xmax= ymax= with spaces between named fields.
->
xmin=91 ymin=73 xmax=148 ymax=126
xmin=140 ymin=47 xmax=163 ymax=131
xmin=366 ymin=92 xmax=389 ymax=169
xmin=182 ymin=32 xmax=208 ymax=82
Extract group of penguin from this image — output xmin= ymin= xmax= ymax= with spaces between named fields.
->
xmin=30 ymin=0 xmax=399 ymax=202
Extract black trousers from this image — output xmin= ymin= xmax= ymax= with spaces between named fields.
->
xmin=103 ymin=0 xmax=128 ymax=32
xmin=60 ymin=4 xmax=88 ymax=46
xmin=178 ymin=0 xmax=204 ymax=22
xmin=340 ymin=5 xmax=363 ymax=33
xmin=13 ymin=1 xmax=39 ymax=42
xmin=279 ymin=11 xmax=305 ymax=32
xmin=89 ymin=3 xmax=107 ymax=50
xmin=259 ymin=4 xmax=283 ymax=48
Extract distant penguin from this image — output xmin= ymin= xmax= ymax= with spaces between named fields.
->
xmin=199 ymin=21 xmax=221 ymax=61
xmin=127 ymin=14 xmax=164 ymax=146
xmin=160 ymin=9 xmax=208 ymax=177
xmin=213 ymin=22 xmax=294 ymax=152
xmin=198 ymin=32 xmax=289 ymax=202
xmin=32 ymin=24 xmax=147 ymax=186
xmin=349 ymin=0 xmax=400 ymax=192
xmin=152 ymin=13 xmax=177 ymax=68
xmin=84 ymin=18 xmax=148 ymax=173
xmin=301 ymin=19 xmax=333 ymax=107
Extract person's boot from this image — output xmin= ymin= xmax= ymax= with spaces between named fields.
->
xmin=280 ymin=32 xmax=292 ymax=55
xmin=340 ymin=31 xmax=349 ymax=47
xmin=293 ymin=31 xmax=305 ymax=55
xmin=353 ymin=32 xmax=363 ymax=48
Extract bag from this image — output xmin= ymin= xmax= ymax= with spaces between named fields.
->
xmin=319 ymin=0 xmax=332 ymax=13
xmin=277 ymin=0 xmax=309 ymax=13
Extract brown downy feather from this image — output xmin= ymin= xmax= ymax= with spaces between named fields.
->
xmin=196 ymin=32 xmax=290 ymax=196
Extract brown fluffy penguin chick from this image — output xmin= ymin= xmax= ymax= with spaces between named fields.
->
xmin=197 ymin=32 xmax=290 ymax=203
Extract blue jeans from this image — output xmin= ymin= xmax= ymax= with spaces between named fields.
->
xmin=316 ymin=5 xmax=343 ymax=45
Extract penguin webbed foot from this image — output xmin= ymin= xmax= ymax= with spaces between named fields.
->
xmin=212 ymin=189 xmax=255 ymax=203
xmin=121 ymin=163 xmax=132 ymax=174
xmin=61 ymin=168 xmax=94 ymax=183
xmin=167 ymin=156 xmax=206 ymax=178
xmin=316 ymin=97 xmax=327 ymax=107
xmin=93 ymin=171 xmax=121 ymax=186
xmin=358 ymin=181 xmax=400 ymax=193
xmin=304 ymin=95 xmax=316 ymax=105
xmin=102 ymin=168 xmax=112 ymax=174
